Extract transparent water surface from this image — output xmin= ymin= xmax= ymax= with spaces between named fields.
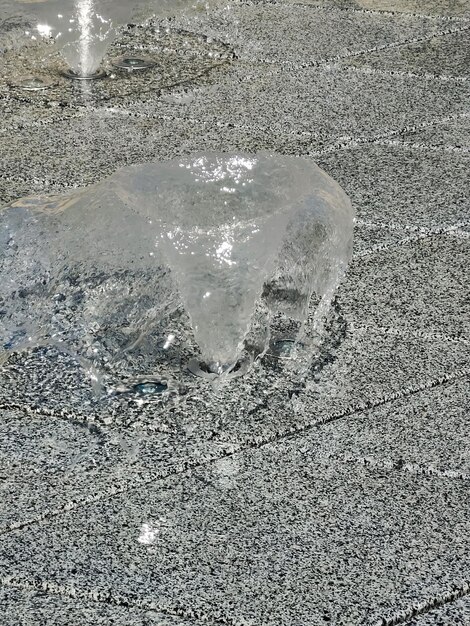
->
xmin=0 ymin=152 xmax=354 ymax=392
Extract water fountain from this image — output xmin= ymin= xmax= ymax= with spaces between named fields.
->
xmin=22 ymin=0 xmax=130 ymax=79
xmin=0 ymin=152 xmax=354 ymax=395
xmin=3 ymin=0 xmax=233 ymax=102
xmin=5 ymin=0 xmax=222 ymax=83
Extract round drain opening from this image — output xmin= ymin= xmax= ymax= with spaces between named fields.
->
xmin=270 ymin=337 xmax=304 ymax=360
xmin=187 ymin=357 xmax=251 ymax=380
xmin=111 ymin=56 xmax=156 ymax=71
xmin=133 ymin=381 xmax=168 ymax=395
xmin=10 ymin=76 xmax=56 ymax=91
xmin=62 ymin=69 xmax=107 ymax=81
xmin=272 ymin=338 xmax=296 ymax=356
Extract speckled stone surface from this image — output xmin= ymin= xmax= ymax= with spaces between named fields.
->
xmin=1 ymin=0 xmax=469 ymax=624
xmin=170 ymin=3 xmax=467 ymax=65
xmin=2 ymin=440 xmax=470 ymax=626
xmin=306 ymin=376 xmax=470 ymax=475
xmin=88 ymin=62 xmax=469 ymax=144
xmin=316 ymin=143 xmax=470 ymax=229
xmin=276 ymin=0 xmax=470 ymax=17
xmin=0 ymin=326 xmax=467 ymax=533
xmin=381 ymin=115 xmax=470 ymax=150
xmin=2 ymin=69 xmax=469 ymax=202
xmin=340 ymin=234 xmax=469 ymax=336
xmin=339 ymin=29 xmax=470 ymax=78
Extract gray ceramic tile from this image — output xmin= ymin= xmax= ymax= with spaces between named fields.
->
xmin=340 ymin=233 xmax=470 ymax=338
xmin=170 ymin=3 xmax=463 ymax=66
xmin=340 ymin=29 xmax=470 ymax=79
xmin=0 ymin=587 xmax=201 ymax=626
xmin=316 ymin=142 xmax=470 ymax=229
xmin=1 ymin=439 xmax=469 ymax=626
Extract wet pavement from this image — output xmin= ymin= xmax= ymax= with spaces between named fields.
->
xmin=0 ymin=1 xmax=469 ymax=625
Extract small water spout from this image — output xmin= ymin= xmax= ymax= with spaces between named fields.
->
xmin=20 ymin=0 xmax=116 ymax=78
xmin=0 ymin=153 xmax=354 ymax=391
xmin=56 ymin=0 xmax=114 ymax=77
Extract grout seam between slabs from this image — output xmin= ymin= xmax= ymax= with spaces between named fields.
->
xmin=350 ymin=323 xmax=470 ymax=347
xmin=344 ymin=456 xmax=470 ymax=481
xmin=0 ymin=575 xmax=228 ymax=626
xmin=1 ymin=103 xmax=467 ymax=156
xmin=0 ymin=62 xmax=230 ymax=136
xmin=329 ymin=64 xmax=468 ymax=84
xmin=356 ymin=218 xmax=470 ymax=232
xmin=0 ymin=367 xmax=468 ymax=536
xmin=234 ymin=0 xmax=470 ymax=23
xmin=373 ymin=138 xmax=470 ymax=154
xmin=307 ymin=111 xmax=470 ymax=157
xmin=372 ymin=581 xmax=470 ymax=626
xmin=353 ymin=223 xmax=470 ymax=258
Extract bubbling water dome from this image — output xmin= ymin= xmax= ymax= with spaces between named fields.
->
xmin=0 ymin=153 xmax=354 ymax=389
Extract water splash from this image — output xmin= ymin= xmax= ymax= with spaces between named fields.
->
xmin=11 ymin=0 xmax=226 ymax=76
xmin=13 ymin=0 xmax=125 ymax=76
xmin=59 ymin=0 xmax=115 ymax=76
xmin=0 ymin=153 xmax=354 ymax=389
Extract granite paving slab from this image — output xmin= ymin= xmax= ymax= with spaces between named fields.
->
xmin=407 ymin=595 xmax=470 ymax=625
xmin=1 ymin=438 xmax=469 ymax=626
xmin=339 ymin=28 xmax=470 ymax=79
xmin=305 ymin=376 xmax=470 ymax=476
xmin=0 ymin=22 xmax=233 ymax=120
xmin=277 ymin=0 xmax=470 ymax=18
xmin=2 ymin=61 xmax=468 ymax=183
xmin=316 ymin=143 xmax=470 ymax=230
xmin=0 ymin=110 xmax=313 ymax=205
xmin=1 ymin=317 xmax=467 ymax=534
xmin=0 ymin=586 xmax=203 ymax=626
xmin=0 ymin=113 xmax=209 ymax=204
xmin=1 ymin=0 xmax=469 ymax=623
xmin=169 ymin=3 xmax=466 ymax=66
xmin=376 ymin=115 xmax=470 ymax=151
xmin=101 ymin=62 xmax=470 ymax=143
xmin=340 ymin=234 xmax=469 ymax=338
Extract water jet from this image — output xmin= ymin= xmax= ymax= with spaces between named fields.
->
xmin=61 ymin=68 xmax=107 ymax=80
xmin=0 ymin=152 xmax=354 ymax=392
